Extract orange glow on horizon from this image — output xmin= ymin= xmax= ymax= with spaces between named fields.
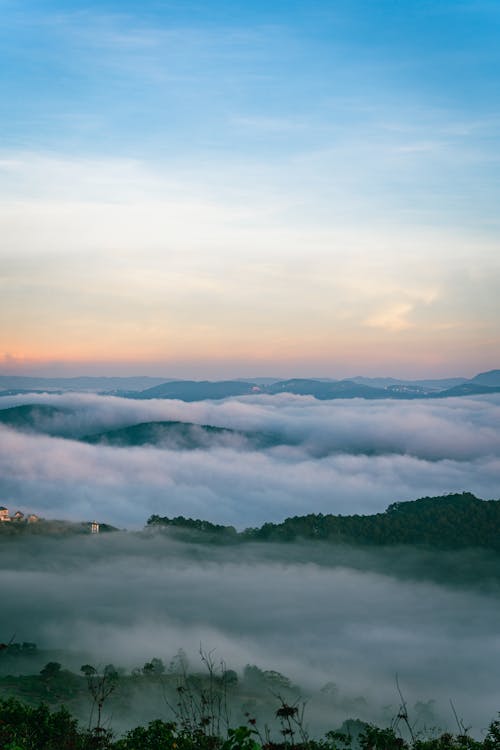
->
xmin=2 ymin=332 xmax=496 ymax=380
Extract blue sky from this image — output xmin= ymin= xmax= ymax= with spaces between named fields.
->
xmin=1 ymin=0 xmax=499 ymax=376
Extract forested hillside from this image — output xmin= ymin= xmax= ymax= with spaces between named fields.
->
xmin=148 ymin=493 xmax=500 ymax=551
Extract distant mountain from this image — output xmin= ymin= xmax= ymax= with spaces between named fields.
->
xmin=82 ymin=420 xmax=281 ymax=450
xmin=136 ymin=380 xmax=259 ymax=401
xmin=433 ymin=383 xmax=500 ymax=397
xmin=265 ymin=378 xmax=394 ymax=399
xmin=129 ymin=375 xmax=500 ymax=401
xmin=2 ymin=370 xmax=499 ymax=402
xmin=470 ymin=369 xmax=500 ymax=387
xmin=235 ymin=377 xmax=284 ymax=385
xmin=350 ymin=376 xmax=468 ymax=391
xmin=0 ymin=376 xmax=168 ymax=393
xmin=0 ymin=404 xmax=68 ymax=431
xmin=409 ymin=377 xmax=469 ymax=389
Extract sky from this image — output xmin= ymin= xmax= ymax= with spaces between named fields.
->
xmin=1 ymin=0 xmax=499 ymax=378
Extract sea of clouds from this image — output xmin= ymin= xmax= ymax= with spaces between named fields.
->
xmin=0 ymin=391 xmax=499 ymax=527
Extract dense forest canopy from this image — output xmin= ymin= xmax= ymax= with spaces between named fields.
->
xmin=147 ymin=493 xmax=500 ymax=551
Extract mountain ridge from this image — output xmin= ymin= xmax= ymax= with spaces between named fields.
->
xmin=1 ymin=369 xmax=500 ymax=401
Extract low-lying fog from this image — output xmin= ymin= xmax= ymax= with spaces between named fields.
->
xmin=1 ymin=532 xmax=499 ymax=735
xmin=0 ymin=391 xmax=500 ymax=527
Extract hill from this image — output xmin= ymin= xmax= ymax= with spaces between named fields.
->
xmin=0 ymin=404 xmax=69 ymax=432
xmin=470 ymin=369 xmax=500 ymax=387
xmin=2 ymin=370 xmax=500 ymax=402
xmin=350 ymin=375 xmax=468 ymax=390
xmin=431 ymin=382 xmax=500 ymax=397
xmin=265 ymin=378 xmax=390 ymax=399
xmin=82 ymin=420 xmax=280 ymax=450
xmin=131 ymin=373 xmax=500 ymax=401
xmin=0 ymin=375 xmax=167 ymax=393
xmin=0 ymin=518 xmax=117 ymax=536
xmin=136 ymin=379 xmax=258 ymax=400
xmin=148 ymin=493 xmax=500 ymax=551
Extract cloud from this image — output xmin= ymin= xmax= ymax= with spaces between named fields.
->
xmin=364 ymin=303 xmax=416 ymax=331
xmin=0 ymin=532 xmax=499 ymax=735
xmin=1 ymin=150 xmax=498 ymax=375
xmin=1 ymin=393 xmax=500 ymax=736
xmin=0 ymin=392 xmax=500 ymax=528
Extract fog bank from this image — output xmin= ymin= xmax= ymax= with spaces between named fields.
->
xmin=1 ymin=533 xmax=498 ymax=735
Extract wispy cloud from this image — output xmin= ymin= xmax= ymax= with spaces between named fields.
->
xmin=365 ymin=303 xmax=416 ymax=331
xmin=1 ymin=2 xmax=500 ymax=374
